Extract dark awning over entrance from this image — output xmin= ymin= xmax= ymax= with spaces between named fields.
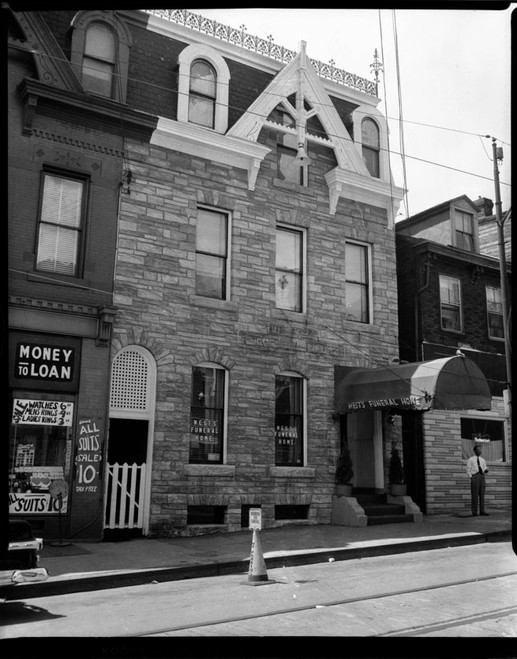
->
xmin=335 ymin=355 xmax=492 ymax=414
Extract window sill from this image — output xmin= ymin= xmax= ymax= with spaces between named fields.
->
xmin=189 ymin=295 xmax=238 ymax=312
xmin=272 ymin=178 xmax=313 ymax=196
xmin=184 ymin=464 xmax=236 ymax=477
xmin=271 ymin=308 xmax=307 ymax=321
xmin=269 ymin=466 xmax=315 ymax=478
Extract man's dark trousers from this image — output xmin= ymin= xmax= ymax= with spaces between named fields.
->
xmin=471 ymin=472 xmax=486 ymax=515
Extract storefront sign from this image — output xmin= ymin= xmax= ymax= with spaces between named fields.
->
xmin=9 ymin=332 xmax=81 ymax=392
xmin=15 ymin=342 xmax=76 ymax=381
xmin=12 ymin=399 xmax=74 ymax=426
xmin=9 ymin=492 xmax=69 ymax=514
xmin=74 ymin=418 xmax=103 ymax=494
xmin=344 ymin=395 xmax=427 ymax=412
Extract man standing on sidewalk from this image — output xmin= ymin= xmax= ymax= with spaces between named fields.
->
xmin=466 ymin=445 xmax=489 ymax=516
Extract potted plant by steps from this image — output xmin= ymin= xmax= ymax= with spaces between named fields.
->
xmin=335 ymin=444 xmax=353 ymax=496
xmin=389 ymin=444 xmax=406 ymax=496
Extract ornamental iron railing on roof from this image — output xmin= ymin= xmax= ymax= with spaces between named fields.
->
xmin=144 ymin=9 xmax=377 ymax=96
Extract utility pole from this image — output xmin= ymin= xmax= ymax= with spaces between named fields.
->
xmin=489 ymin=137 xmax=512 ymax=416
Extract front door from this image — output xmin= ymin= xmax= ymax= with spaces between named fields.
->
xmin=400 ymin=410 xmax=426 ymax=512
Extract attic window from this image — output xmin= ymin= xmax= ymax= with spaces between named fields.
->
xmin=189 ymin=60 xmax=216 ymax=129
xmin=361 ymin=118 xmax=380 ymax=178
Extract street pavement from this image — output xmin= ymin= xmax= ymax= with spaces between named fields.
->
xmin=4 ymin=509 xmax=513 ymax=600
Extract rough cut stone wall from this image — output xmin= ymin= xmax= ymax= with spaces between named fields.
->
xmin=112 ymin=129 xmax=400 ymax=536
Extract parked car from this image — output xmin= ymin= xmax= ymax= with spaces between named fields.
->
xmin=0 ymin=519 xmax=49 ymax=591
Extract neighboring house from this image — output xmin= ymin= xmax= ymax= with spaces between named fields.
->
xmin=6 ymin=8 xmax=155 ymax=539
xmin=395 ymin=195 xmax=512 ymax=514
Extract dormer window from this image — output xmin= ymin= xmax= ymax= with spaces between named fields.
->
xmin=70 ymin=11 xmax=132 ymax=103
xmin=189 ymin=60 xmax=216 ymax=128
xmin=177 ymin=44 xmax=230 ymax=133
xmin=82 ymin=22 xmax=115 ymax=97
xmin=455 ymin=210 xmax=475 ymax=252
xmin=361 ymin=118 xmax=380 ymax=178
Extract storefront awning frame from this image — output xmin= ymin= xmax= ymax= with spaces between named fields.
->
xmin=334 ymin=355 xmax=492 ymax=414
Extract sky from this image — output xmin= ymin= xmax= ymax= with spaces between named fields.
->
xmin=190 ymin=7 xmax=512 ymax=220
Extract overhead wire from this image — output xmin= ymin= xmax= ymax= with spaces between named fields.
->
xmin=14 ymin=44 xmax=511 ymax=190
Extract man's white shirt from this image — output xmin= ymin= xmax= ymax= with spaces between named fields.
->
xmin=466 ymin=454 xmax=488 ymax=478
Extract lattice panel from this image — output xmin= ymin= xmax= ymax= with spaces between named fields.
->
xmin=110 ymin=350 xmax=149 ymax=411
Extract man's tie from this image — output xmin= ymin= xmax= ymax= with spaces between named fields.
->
xmin=477 ymin=457 xmax=483 ymax=474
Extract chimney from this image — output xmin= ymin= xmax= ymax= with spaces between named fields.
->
xmin=474 ymin=196 xmax=494 ymax=216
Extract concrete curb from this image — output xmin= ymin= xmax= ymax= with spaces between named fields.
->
xmin=1 ymin=529 xmax=511 ymax=600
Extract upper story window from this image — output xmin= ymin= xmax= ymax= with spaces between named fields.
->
xmin=70 ymin=11 xmax=132 ymax=103
xmin=195 ymin=208 xmax=230 ymax=300
xmin=455 ymin=210 xmax=475 ymax=252
xmin=36 ymin=172 xmax=86 ymax=277
xmin=439 ymin=275 xmax=462 ymax=332
xmin=275 ymin=372 xmax=305 ymax=467
xmin=361 ymin=118 xmax=380 ymax=178
xmin=486 ymin=286 xmax=504 ymax=340
xmin=190 ymin=364 xmax=227 ymax=464
xmin=276 ymin=226 xmax=305 ymax=313
xmin=345 ymin=241 xmax=371 ymax=323
xmin=277 ymin=145 xmax=309 ymax=186
xmin=82 ymin=23 xmax=115 ymax=97
xmin=189 ymin=60 xmax=216 ymax=128
xmin=177 ymin=44 xmax=230 ymax=133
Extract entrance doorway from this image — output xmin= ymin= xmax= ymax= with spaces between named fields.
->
xmin=341 ymin=412 xmax=383 ymax=491
xmin=400 ymin=411 xmax=426 ymax=512
xmin=104 ymin=346 xmax=156 ymax=537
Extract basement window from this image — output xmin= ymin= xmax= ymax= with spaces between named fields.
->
xmin=187 ymin=505 xmax=226 ymax=525
xmin=274 ymin=505 xmax=309 ymax=521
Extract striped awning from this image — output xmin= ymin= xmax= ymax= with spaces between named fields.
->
xmin=335 ymin=355 xmax=491 ymax=414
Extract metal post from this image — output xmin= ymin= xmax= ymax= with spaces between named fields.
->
xmin=491 ymin=138 xmax=512 ymax=416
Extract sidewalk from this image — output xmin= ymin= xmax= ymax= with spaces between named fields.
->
xmin=5 ymin=510 xmax=513 ymax=600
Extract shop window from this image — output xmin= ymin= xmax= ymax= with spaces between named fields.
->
xmin=189 ymin=364 xmax=227 ymax=464
xmin=460 ymin=417 xmax=506 ymax=462
xmin=486 ymin=286 xmax=504 ymax=340
xmin=177 ymin=44 xmax=230 ymax=133
xmin=275 ymin=505 xmax=309 ymax=520
xmin=70 ymin=10 xmax=132 ymax=103
xmin=187 ymin=506 xmax=226 ymax=525
xmin=195 ymin=207 xmax=230 ymax=300
xmin=455 ymin=210 xmax=475 ymax=252
xmin=439 ymin=275 xmax=463 ymax=332
xmin=9 ymin=396 xmax=74 ymax=515
xmin=276 ymin=226 xmax=305 ymax=312
xmin=36 ymin=172 xmax=86 ymax=277
xmin=345 ymin=241 xmax=371 ymax=323
xmin=275 ymin=373 xmax=305 ymax=466
xmin=361 ymin=118 xmax=380 ymax=178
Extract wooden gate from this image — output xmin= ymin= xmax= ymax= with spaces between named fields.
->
xmin=104 ymin=462 xmax=147 ymax=529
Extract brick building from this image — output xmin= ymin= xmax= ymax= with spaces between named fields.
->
xmin=395 ymin=195 xmax=512 ymax=514
xmin=7 ymin=8 xmax=155 ymax=539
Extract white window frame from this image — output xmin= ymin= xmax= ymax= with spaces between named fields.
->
xmin=344 ymin=240 xmax=373 ymax=324
xmin=177 ymin=44 xmax=230 ymax=133
xmin=454 ymin=209 xmax=476 ymax=252
xmin=439 ymin=274 xmax=463 ymax=333
xmin=195 ymin=206 xmax=231 ymax=301
xmin=486 ymin=285 xmax=504 ymax=341
xmin=361 ymin=117 xmax=380 ymax=179
xmin=275 ymin=224 xmax=307 ymax=314
xmin=275 ymin=371 xmax=307 ymax=467
xmin=189 ymin=362 xmax=228 ymax=465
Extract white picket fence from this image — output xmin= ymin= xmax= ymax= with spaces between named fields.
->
xmin=104 ymin=462 xmax=146 ymax=530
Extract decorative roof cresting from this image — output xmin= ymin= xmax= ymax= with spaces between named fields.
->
xmin=144 ymin=9 xmax=377 ymax=96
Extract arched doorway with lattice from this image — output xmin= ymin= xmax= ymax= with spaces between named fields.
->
xmin=105 ymin=345 xmax=156 ymax=538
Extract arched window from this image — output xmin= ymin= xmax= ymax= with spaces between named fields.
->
xmin=82 ymin=22 xmax=115 ymax=97
xmin=70 ymin=11 xmax=132 ymax=103
xmin=361 ymin=118 xmax=380 ymax=178
xmin=177 ymin=44 xmax=230 ymax=133
xmin=189 ymin=60 xmax=216 ymax=129
xmin=189 ymin=363 xmax=228 ymax=464
xmin=275 ymin=372 xmax=306 ymax=466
